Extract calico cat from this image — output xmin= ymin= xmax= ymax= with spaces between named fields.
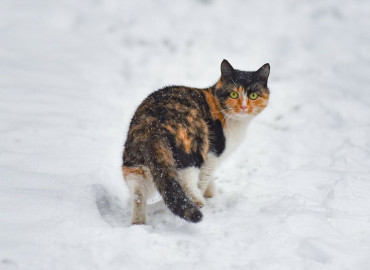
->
xmin=122 ymin=60 xmax=270 ymax=224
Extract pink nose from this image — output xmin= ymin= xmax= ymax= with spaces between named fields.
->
xmin=241 ymin=105 xmax=247 ymax=111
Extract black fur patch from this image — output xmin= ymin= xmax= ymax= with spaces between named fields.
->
xmin=208 ymin=119 xmax=225 ymax=156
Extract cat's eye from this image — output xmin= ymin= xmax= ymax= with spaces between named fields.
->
xmin=229 ymin=91 xmax=239 ymax=99
xmin=249 ymin=92 xmax=258 ymax=100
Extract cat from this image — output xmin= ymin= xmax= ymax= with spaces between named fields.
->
xmin=122 ymin=59 xmax=270 ymax=224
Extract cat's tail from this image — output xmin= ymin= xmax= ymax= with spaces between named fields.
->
xmin=143 ymin=139 xmax=203 ymax=223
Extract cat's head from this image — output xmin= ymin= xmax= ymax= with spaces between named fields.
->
xmin=213 ymin=59 xmax=270 ymax=120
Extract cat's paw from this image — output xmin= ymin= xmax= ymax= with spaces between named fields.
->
xmin=204 ymin=181 xmax=215 ymax=198
xmin=193 ymin=200 xmax=205 ymax=208
xmin=191 ymin=196 xmax=205 ymax=208
xmin=204 ymin=189 xmax=214 ymax=198
xmin=131 ymin=217 xmax=146 ymax=225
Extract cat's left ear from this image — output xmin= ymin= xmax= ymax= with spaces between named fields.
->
xmin=256 ymin=63 xmax=270 ymax=83
xmin=221 ymin=59 xmax=235 ymax=81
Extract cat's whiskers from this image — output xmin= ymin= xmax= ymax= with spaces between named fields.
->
xmin=219 ymin=108 xmax=233 ymax=114
xmin=219 ymin=108 xmax=234 ymax=123
xmin=209 ymin=107 xmax=233 ymax=121
xmin=222 ymin=110 xmax=237 ymax=124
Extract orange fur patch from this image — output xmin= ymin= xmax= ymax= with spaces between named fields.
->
xmin=176 ymin=128 xmax=192 ymax=154
xmin=122 ymin=166 xmax=145 ymax=178
xmin=155 ymin=141 xmax=176 ymax=167
xmin=166 ymin=125 xmax=193 ymax=154
xmin=166 ymin=124 xmax=175 ymax=134
xmin=247 ymin=93 xmax=269 ymax=114
xmin=203 ymin=89 xmax=225 ymax=125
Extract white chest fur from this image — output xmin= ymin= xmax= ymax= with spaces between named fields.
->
xmin=221 ymin=117 xmax=252 ymax=158
xmin=199 ymin=117 xmax=253 ymax=191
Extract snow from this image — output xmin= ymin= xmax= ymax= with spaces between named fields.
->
xmin=1 ymin=0 xmax=370 ymax=269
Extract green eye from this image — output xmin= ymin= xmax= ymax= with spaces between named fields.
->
xmin=249 ymin=92 xmax=258 ymax=100
xmin=230 ymin=91 xmax=239 ymax=99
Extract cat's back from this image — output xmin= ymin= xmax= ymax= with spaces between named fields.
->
xmin=131 ymin=86 xmax=208 ymax=125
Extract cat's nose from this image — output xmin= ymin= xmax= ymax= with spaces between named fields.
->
xmin=241 ymin=105 xmax=247 ymax=111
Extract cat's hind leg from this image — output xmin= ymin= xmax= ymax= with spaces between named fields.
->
xmin=123 ymin=166 xmax=152 ymax=225
xmin=178 ymin=167 xmax=205 ymax=208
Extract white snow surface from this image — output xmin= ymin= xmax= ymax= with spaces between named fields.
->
xmin=1 ymin=0 xmax=370 ymax=269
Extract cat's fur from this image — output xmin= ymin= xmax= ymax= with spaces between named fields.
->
xmin=122 ymin=60 xmax=270 ymax=224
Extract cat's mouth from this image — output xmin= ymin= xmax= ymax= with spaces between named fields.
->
xmin=224 ymin=110 xmax=255 ymax=120
xmin=236 ymin=113 xmax=255 ymax=119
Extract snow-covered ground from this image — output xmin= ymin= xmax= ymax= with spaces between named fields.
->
xmin=1 ymin=0 xmax=370 ymax=269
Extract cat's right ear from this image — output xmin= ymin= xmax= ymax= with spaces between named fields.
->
xmin=256 ymin=63 xmax=270 ymax=81
xmin=221 ymin=59 xmax=235 ymax=81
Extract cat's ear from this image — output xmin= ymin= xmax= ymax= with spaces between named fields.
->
xmin=221 ymin=59 xmax=235 ymax=81
xmin=256 ymin=63 xmax=270 ymax=82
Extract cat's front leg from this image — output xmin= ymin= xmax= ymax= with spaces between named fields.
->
xmin=199 ymin=153 xmax=218 ymax=198
xmin=203 ymin=179 xmax=216 ymax=198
